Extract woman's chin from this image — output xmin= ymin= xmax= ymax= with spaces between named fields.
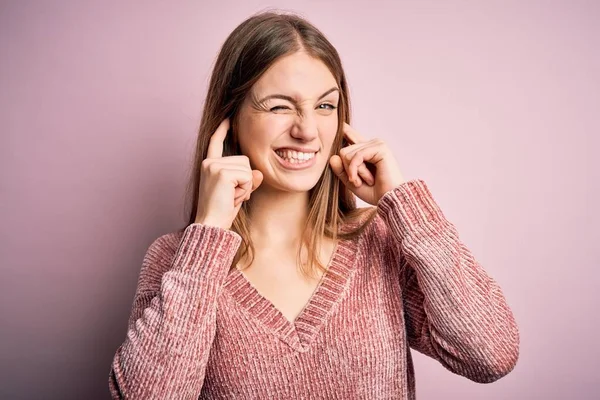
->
xmin=265 ymin=176 xmax=321 ymax=193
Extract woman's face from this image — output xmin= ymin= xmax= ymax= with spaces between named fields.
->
xmin=236 ymin=51 xmax=340 ymax=193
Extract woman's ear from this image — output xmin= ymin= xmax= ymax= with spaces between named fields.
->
xmin=225 ymin=117 xmax=242 ymax=157
xmin=221 ymin=136 xmax=231 ymax=157
xmin=221 ymin=124 xmax=235 ymax=157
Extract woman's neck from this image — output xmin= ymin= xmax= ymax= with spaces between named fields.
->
xmin=246 ymin=185 xmax=310 ymax=247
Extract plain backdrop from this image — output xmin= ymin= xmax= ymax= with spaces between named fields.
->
xmin=1 ymin=1 xmax=598 ymax=399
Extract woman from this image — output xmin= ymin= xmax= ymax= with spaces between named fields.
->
xmin=108 ymin=10 xmax=520 ymax=399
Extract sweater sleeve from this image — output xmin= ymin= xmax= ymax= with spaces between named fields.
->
xmin=108 ymin=223 xmax=242 ymax=399
xmin=376 ymin=179 xmax=520 ymax=384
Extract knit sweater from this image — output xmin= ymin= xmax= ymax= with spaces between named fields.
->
xmin=108 ymin=179 xmax=520 ymax=399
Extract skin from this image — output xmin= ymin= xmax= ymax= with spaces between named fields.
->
xmin=216 ymin=51 xmax=405 ymax=273
xmin=235 ymin=51 xmax=405 ymax=248
xmin=235 ymin=51 xmax=341 ymax=250
xmin=202 ymin=51 xmax=406 ymax=320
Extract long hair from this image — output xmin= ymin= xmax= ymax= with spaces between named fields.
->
xmin=183 ymin=10 xmax=377 ymax=279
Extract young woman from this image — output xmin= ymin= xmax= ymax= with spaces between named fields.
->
xmin=108 ymin=11 xmax=519 ymax=399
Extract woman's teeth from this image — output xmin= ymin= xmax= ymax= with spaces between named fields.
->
xmin=275 ymin=150 xmax=316 ymax=163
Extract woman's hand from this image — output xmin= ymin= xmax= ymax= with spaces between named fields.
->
xmin=329 ymin=122 xmax=405 ymax=205
xmin=195 ymin=118 xmax=263 ymax=230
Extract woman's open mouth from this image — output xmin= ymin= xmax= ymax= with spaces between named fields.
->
xmin=274 ymin=149 xmax=318 ymax=170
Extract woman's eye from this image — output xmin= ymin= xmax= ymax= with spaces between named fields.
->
xmin=270 ymin=104 xmax=337 ymax=113
xmin=318 ymin=103 xmax=337 ymax=110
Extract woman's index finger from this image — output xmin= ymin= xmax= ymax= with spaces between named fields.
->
xmin=206 ymin=118 xmax=230 ymax=159
xmin=342 ymin=122 xmax=366 ymax=144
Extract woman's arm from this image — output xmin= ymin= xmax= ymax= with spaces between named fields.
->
xmin=108 ymin=223 xmax=242 ymax=399
xmin=377 ymin=179 xmax=520 ymax=384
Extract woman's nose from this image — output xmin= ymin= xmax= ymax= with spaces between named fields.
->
xmin=290 ymin=114 xmax=318 ymax=142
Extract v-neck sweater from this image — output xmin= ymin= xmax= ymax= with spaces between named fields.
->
xmin=108 ymin=179 xmax=520 ymax=399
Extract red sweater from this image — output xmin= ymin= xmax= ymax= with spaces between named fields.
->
xmin=108 ymin=179 xmax=520 ymax=399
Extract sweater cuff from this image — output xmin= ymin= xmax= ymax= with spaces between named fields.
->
xmin=377 ymin=179 xmax=448 ymax=237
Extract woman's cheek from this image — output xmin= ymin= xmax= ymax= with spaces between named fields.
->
xmin=320 ymin=119 xmax=338 ymax=144
xmin=274 ymin=114 xmax=297 ymax=129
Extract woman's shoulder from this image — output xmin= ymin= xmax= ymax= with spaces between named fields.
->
xmin=339 ymin=207 xmax=395 ymax=257
xmin=140 ymin=224 xmax=242 ymax=274
xmin=149 ymin=228 xmax=186 ymax=255
xmin=342 ymin=206 xmax=390 ymax=237
xmin=136 ymin=228 xmax=188 ymax=277
xmin=359 ymin=207 xmax=393 ymax=243
xmin=349 ymin=208 xmax=405 ymax=282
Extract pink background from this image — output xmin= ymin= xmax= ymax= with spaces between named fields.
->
xmin=1 ymin=1 xmax=598 ymax=399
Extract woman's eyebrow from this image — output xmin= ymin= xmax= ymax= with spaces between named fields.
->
xmin=257 ymin=87 xmax=339 ymax=104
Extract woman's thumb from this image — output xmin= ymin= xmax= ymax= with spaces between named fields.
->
xmin=329 ymin=155 xmax=349 ymax=185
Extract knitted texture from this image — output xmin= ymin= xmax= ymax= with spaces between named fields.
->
xmin=108 ymin=179 xmax=520 ymax=399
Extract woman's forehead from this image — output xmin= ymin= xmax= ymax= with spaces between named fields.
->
xmin=251 ymin=53 xmax=338 ymax=100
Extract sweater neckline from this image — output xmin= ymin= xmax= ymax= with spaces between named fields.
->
xmin=223 ymin=232 xmax=361 ymax=353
